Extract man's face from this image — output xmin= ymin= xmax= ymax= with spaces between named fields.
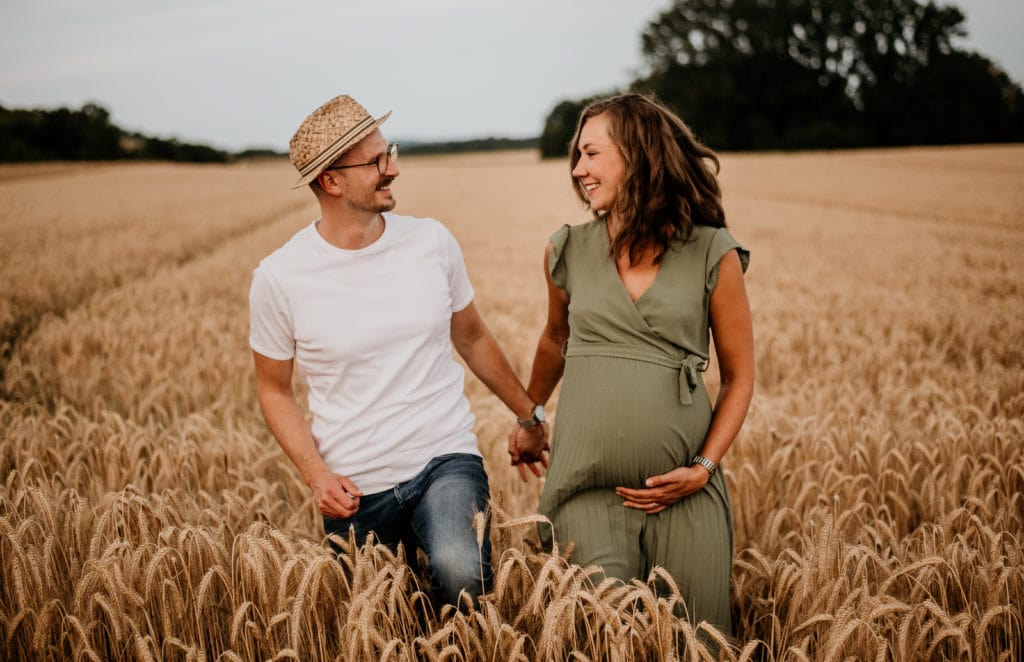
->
xmin=329 ymin=130 xmax=399 ymax=213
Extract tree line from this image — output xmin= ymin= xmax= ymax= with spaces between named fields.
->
xmin=402 ymin=136 xmax=538 ymax=155
xmin=0 ymin=102 xmax=540 ymax=163
xmin=0 ymin=103 xmax=232 ymax=163
xmin=541 ymin=0 xmax=1024 ymax=156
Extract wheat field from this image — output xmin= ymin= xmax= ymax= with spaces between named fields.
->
xmin=1 ymin=145 xmax=1022 ymax=661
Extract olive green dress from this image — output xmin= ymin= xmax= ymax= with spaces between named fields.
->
xmin=538 ymin=219 xmax=749 ymax=634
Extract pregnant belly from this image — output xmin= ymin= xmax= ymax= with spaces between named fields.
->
xmin=547 ymin=356 xmax=712 ymax=492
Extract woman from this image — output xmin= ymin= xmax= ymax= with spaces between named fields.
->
xmin=517 ymin=93 xmax=754 ymax=634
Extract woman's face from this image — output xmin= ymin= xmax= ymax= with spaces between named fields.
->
xmin=572 ymin=113 xmax=626 ymax=214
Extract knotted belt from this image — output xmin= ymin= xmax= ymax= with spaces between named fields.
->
xmin=561 ymin=340 xmax=708 ymax=405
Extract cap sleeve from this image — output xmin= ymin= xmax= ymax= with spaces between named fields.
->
xmin=548 ymin=224 xmax=571 ymax=290
xmin=706 ymin=228 xmax=750 ymax=292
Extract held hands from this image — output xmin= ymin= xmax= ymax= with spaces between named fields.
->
xmin=615 ymin=465 xmax=711 ymax=514
xmin=506 ymin=421 xmax=550 ymax=482
xmin=309 ymin=469 xmax=364 ymax=518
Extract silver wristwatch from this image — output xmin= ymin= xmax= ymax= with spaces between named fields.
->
xmin=691 ymin=455 xmax=717 ymax=477
xmin=516 ymin=404 xmax=546 ymax=429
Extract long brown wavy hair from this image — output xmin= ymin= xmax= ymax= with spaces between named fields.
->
xmin=569 ymin=93 xmax=726 ymax=265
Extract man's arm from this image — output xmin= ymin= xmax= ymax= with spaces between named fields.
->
xmin=253 ymin=351 xmax=363 ymax=518
xmin=449 ymin=302 xmax=548 ymax=477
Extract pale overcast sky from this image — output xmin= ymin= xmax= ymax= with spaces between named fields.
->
xmin=1 ymin=0 xmax=1021 ymax=152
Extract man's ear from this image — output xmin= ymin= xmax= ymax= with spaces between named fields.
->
xmin=317 ymin=170 xmax=344 ymax=196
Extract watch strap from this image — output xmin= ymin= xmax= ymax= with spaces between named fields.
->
xmin=516 ymin=404 xmax=544 ymax=429
xmin=691 ymin=455 xmax=717 ymax=477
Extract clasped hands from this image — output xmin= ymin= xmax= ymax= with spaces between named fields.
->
xmin=506 ymin=421 xmax=550 ymax=482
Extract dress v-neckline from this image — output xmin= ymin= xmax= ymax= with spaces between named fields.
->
xmin=603 ymin=223 xmax=664 ymax=307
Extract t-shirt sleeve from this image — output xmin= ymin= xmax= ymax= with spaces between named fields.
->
xmin=705 ymin=228 xmax=750 ymax=292
xmin=249 ymin=266 xmax=296 ymax=360
xmin=548 ymin=224 xmax=571 ymax=290
xmin=440 ymin=224 xmax=474 ymax=312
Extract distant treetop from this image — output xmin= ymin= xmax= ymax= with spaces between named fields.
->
xmin=541 ymin=0 xmax=1024 ymax=156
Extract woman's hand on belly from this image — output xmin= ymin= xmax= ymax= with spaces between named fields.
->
xmin=615 ymin=465 xmax=710 ymax=514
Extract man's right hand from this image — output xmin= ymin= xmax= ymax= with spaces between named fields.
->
xmin=309 ymin=470 xmax=364 ymax=518
xmin=507 ymin=422 xmax=549 ymax=482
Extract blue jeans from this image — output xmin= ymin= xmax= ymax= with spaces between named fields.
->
xmin=322 ymin=453 xmax=493 ymax=606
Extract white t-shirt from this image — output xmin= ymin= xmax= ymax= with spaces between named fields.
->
xmin=249 ymin=213 xmax=479 ymax=494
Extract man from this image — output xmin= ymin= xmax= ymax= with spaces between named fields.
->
xmin=249 ymin=94 xmax=547 ymax=606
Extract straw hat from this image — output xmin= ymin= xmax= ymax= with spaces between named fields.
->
xmin=289 ymin=95 xmax=391 ymax=188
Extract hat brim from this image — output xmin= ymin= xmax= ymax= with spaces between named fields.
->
xmin=291 ymin=111 xmax=391 ymax=189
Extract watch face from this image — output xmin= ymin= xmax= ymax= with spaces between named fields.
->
xmin=533 ymin=405 xmax=546 ymax=422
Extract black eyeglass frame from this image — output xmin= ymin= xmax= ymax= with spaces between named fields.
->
xmin=322 ymin=143 xmax=398 ymax=176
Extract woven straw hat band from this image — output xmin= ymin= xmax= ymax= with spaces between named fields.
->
xmin=297 ymin=115 xmax=375 ymax=177
xmin=289 ymin=95 xmax=391 ymax=188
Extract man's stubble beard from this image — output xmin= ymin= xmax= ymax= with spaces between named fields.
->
xmin=355 ymin=177 xmax=397 ymax=214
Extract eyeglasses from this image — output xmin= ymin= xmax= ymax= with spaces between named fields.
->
xmin=323 ymin=143 xmax=398 ymax=176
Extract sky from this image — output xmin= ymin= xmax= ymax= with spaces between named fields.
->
xmin=2 ymin=0 xmax=1022 ymax=152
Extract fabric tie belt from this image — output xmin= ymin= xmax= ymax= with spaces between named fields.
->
xmin=561 ymin=340 xmax=708 ymax=405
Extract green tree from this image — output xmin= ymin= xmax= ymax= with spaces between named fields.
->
xmin=540 ymin=96 xmax=608 ymax=159
xmin=0 ymin=102 xmax=123 ymax=160
xmin=636 ymin=0 xmax=866 ymax=148
xmin=78 ymin=103 xmax=122 ymax=158
xmin=538 ymin=0 xmax=1024 ymax=152
xmin=850 ymin=2 xmax=1023 ymax=144
xmin=0 ymin=102 xmax=232 ymax=162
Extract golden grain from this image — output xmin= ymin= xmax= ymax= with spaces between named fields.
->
xmin=1 ymin=147 xmax=1022 ymax=660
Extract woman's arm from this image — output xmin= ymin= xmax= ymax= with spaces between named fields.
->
xmin=505 ymin=243 xmax=571 ymax=481
xmin=526 ymin=242 xmax=571 ymax=404
xmin=697 ymin=248 xmax=755 ymax=465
